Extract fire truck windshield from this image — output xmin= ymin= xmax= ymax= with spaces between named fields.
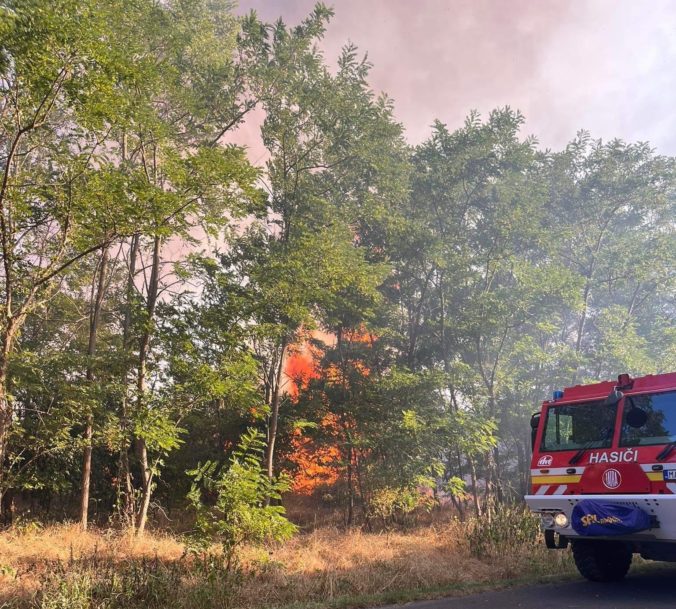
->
xmin=620 ymin=390 xmax=676 ymax=446
xmin=540 ymin=400 xmax=616 ymax=452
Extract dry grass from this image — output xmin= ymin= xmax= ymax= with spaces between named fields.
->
xmin=0 ymin=523 xmax=184 ymax=599
xmin=0 ymin=523 xmax=184 ymax=564
xmin=0 ymin=516 xmax=574 ymax=609
xmin=236 ymin=521 xmax=573 ymax=607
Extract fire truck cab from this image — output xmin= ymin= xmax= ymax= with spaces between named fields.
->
xmin=525 ymin=372 xmax=676 ymax=581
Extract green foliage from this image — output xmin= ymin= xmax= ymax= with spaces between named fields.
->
xmin=367 ymin=486 xmax=434 ymax=528
xmin=443 ymin=477 xmax=469 ymax=501
xmin=187 ymin=429 xmax=297 ymax=567
xmin=0 ymin=0 xmax=672 ymax=533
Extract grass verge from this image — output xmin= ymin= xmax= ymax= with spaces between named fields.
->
xmin=0 ymin=513 xmax=576 ymax=609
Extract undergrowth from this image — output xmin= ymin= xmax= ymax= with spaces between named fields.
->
xmin=467 ymin=504 xmax=541 ymax=559
xmin=0 ymin=510 xmax=574 ymax=609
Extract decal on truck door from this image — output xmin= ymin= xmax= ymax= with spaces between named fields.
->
xmin=588 ymin=449 xmax=638 ymax=464
xmin=602 ymin=468 xmax=622 ymax=489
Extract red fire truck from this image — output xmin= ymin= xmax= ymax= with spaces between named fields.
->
xmin=526 ymin=372 xmax=676 ymax=581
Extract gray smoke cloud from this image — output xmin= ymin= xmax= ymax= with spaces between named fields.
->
xmin=236 ymin=0 xmax=676 ymax=154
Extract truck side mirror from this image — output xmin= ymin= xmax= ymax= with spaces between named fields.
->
xmin=530 ymin=412 xmax=541 ymax=450
xmin=626 ymin=407 xmax=648 ymax=428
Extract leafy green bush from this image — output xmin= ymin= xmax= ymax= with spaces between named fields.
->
xmin=187 ymin=428 xmax=297 ymax=569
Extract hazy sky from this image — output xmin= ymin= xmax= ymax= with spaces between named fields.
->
xmin=236 ymin=0 xmax=676 ymax=154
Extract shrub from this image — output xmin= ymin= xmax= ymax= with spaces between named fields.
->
xmin=187 ymin=428 xmax=297 ymax=569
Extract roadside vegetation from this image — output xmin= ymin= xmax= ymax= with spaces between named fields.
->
xmin=0 ymin=0 xmax=673 ymax=607
xmin=0 ymin=508 xmax=575 ymax=609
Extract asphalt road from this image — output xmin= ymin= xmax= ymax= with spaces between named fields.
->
xmin=380 ymin=565 xmax=676 ymax=609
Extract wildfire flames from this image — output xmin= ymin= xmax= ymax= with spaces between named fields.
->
xmin=284 ymin=329 xmax=373 ymax=494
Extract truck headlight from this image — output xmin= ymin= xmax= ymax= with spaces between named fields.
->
xmin=554 ymin=512 xmax=568 ymax=528
xmin=540 ymin=513 xmax=554 ymax=528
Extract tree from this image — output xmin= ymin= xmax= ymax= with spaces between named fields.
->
xmin=546 ymin=135 xmax=675 ymax=381
xmin=223 ymin=5 xmax=408 ymax=485
xmin=0 ymin=0 xmax=153 ymax=515
xmin=79 ymin=246 xmax=110 ymax=529
xmin=386 ymin=109 xmax=557 ymax=509
xmin=106 ymin=0 xmax=261 ymax=534
xmin=0 ymin=0 xmax=261 ymax=529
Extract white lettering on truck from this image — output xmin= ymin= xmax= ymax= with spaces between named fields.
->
xmin=588 ymin=449 xmax=638 ymax=464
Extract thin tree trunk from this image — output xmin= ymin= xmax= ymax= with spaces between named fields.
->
xmin=449 ymin=493 xmax=465 ymax=520
xmin=439 ymin=276 xmax=461 ymax=413
xmin=0 ymin=319 xmax=19 ymax=524
xmin=574 ymin=281 xmax=591 ymax=355
xmin=0 ymin=380 xmax=12 ymax=524
xmin=468 ymin=457 xmax=481 ymax=517
xmin=335 ymin=327 xmax=356 ymax=526
xmin=407 ymin=267 xmax=433 ymax=369
xmin=118 ymin=233 xmax=139 ymax=527
xmin=516 ymin=435 xmax=529 ymax=497
xmin=572 ymin=211 xmax=617 ymax=384
xmin=79 ymin=246 xmax=110 ymax=530
xmin=116 ymin=129 xmax=137 ymax=527
xmin=265 ymin=336 xmax=288 ymax=481
xmin=482 ymin=452 xmax=494 ymax=520
xmin=346 ymin=440 xmax=354 ymax=526
xmin=135 ymin=439 xmax=153 ymax=535
xmin=135 ymin=235 xmax=161 ymax=536
xmin=353 ymin=450 xmax=370 ymax=529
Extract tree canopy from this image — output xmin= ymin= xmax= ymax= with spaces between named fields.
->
xmin=0 ymin=1 xmax=673 ymax=530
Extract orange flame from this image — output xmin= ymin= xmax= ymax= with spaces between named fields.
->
xmin=284 ymin=328 xmax=373 ymax=495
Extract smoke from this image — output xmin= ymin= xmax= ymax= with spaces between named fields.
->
xmin=236 ymin=0 xmax=676 ymax=153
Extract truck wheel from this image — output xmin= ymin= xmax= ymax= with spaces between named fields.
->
xmin=572 ymin=540 xmax=632 ymax=582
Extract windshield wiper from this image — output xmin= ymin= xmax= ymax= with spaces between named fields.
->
xmin=657 ymin=442 xmax=676 ymax=461
xmin=569 ymin=425 xmax=615 ymax=465
xmin=569 ymin=440 xmax=597 ymax=465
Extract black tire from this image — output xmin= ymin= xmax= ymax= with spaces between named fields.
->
xmin=572 ymin=540 xmax=632 ymax=582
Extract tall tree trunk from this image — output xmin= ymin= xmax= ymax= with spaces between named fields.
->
xmin=574 ymin=280 xmax=592 ymax=355
xmin=135 ymin=438 xmax=153 ymax=535
xmin=571 ymin=278 xmax=592 ymax=387
xmin=135 ymin=235 xmax=161 ymax=536
xmin=468 ymin=457 xmax=481 ymax=517
xmin=266 ymin=335 xmax=288 ymax=481
xmin=516 ymin=435 xmax=529 ymax=497
xmin=353 ymin=451 xmax=370 ymax=529
xmin=118 ymin=233 xmax=139 ymax=528
xmin=79 ymin=246 xmax=110 ymax=530
xmin=483 ymin=449 xmax=498 ymax=520
xmin=0 ymin=380 xmax=11 ymax=524
xmin=346 ymin=440 xmax=354 ymax=526
xmin=0 ymin=318 xmax=19 ymax=524
xmin=335 ymin=327 xmax=355 ymax=526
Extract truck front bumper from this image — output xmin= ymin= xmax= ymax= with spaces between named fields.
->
xmin=525 ymin=493 xmax=676 ymax=541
